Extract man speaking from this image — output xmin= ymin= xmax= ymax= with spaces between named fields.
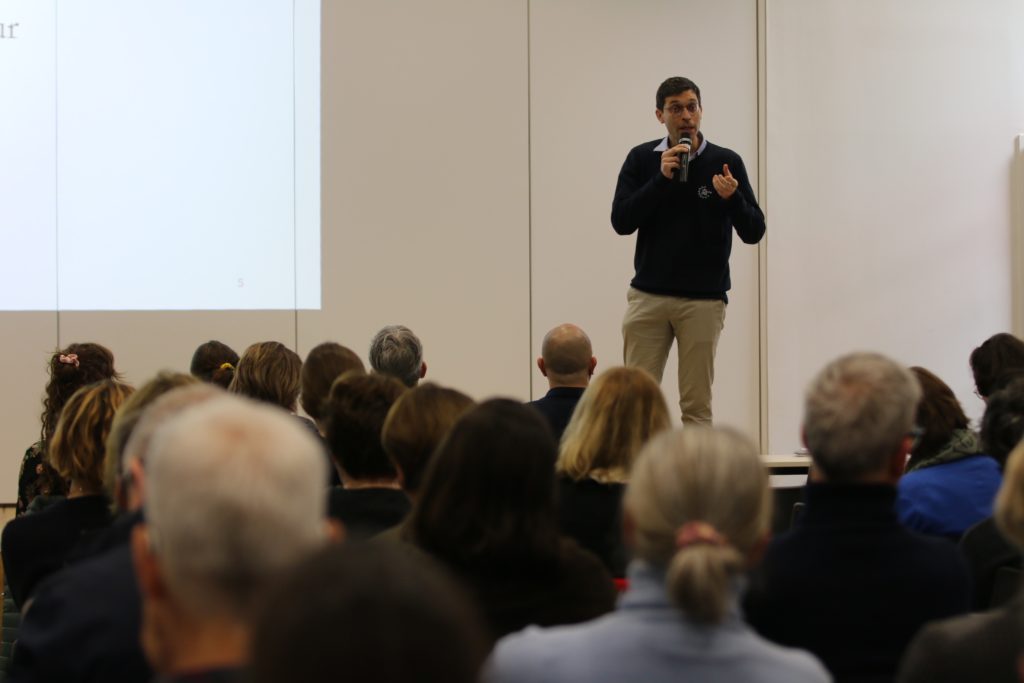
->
xmin=611 ymin=76 xmax=765 ymax=426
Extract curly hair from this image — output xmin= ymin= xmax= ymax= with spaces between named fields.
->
xmin=40 ymin=343 xmax=120 ymax=445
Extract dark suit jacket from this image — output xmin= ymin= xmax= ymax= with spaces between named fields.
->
xmin=744 ymin=483 xmax=971 ymax=683
xmin=528 ymin=387 xmax=585 ymax=443
xmin=897 ymin=593 xmax=1024 ymax=683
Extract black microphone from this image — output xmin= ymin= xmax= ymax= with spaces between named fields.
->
xmin=675 ymin=133 xmax=691 ymax=183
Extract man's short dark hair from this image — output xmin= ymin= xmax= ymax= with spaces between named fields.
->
xmin=323 ymin=373 xmax=407 ymax=481
xmin=657 ymin=76 xmax=701 ymax=110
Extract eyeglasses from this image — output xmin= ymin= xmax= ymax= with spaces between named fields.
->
xmin=663 ymin=102 xmax=700 ymax=116
xmin=908 ymin=426 xmax=925 ymax=451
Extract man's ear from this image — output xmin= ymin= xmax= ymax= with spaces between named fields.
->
xmin=537 ymin=357 xmax=547 ymax=377
xmin=888 ymin=436 xmax=912 ymax=482
xmin=588 ymin=356 xmax=597 ymax=377
xmin=126 ymin=458 xmax=147 ymax=512
xmin=419 ymin=361 xmax=427 ymax=379
xmin=655 ymin=107 xmax=666 ymax=125
xmin=131 ymin=524 xmax=168 ymax=602
xmin=325 ymin=518 xmax=346 ymax=544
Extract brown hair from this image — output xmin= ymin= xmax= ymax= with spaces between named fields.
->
xmin=407 ymin=399 xmax=561 ymax=573
xmin=971 ymin=333 xmax=1024 ymax=399
xmin=41 ymin=342 xmax=120 ymax=445
xmin=323 ymin=373 xmax=407 ymax=481
xmin=907 ymin=367 xmax=971 ymax=469
xmin=381 ymin=383 xmax=475 ymax=494
xmin=190 ymin=340 xmax=239 ymax=389
xmin=300 ymin=343 xmax=365 ymax=421
xmin=49 ymin=379 xmax=134 ymax=491
xmin=557 ymin=367 xmax=671 ymax=483
xmin=229 ymin=341 xmax=302 ymax=411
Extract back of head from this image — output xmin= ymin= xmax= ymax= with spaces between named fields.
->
xmin=368 ymin=325 xmax=423 ymax=387
xmin=251 ymin=543 xmax=489 ymax=683
xmin=189 ymin=340 xmax=239 ymax=390
xmin=971 ymin=333 xmax=1024 ymax=400
xmin=103 ymin=371 xmax=200 ymax=502
xmin=323 ymin=373 xmax=407 ymax=481
xmin=625 ymin=427 xmax=769 ymax=624
xmin=49 ymin=379 xmax=134 ymax=491
xmin=803 ymin=352 xmax=921 ymax=482
xmin=300 ymin=342 xmax=365 ymax=421
xmin=557 ymin=366 xmax=671 ymax=483
xmin=409 ymin=399 xmax=560 ymax=571
xmin=541 ymin=323 xmax=593 ymax=384
xmin=981 ymin=376 xmax=1024 ymax=468
xmin=906 ymin=367 xmax=970 ymax=469
xmin=41 ymin=342 xmax=120 ymax=444
xmin=144 ymin=396 xmax=328 ymax=621
xmin=381 ymin=383 xmax=475 ymax=494
xmin=228 ymin=341 xmax=302 ymax=411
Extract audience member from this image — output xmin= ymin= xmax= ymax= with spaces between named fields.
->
xmin=529 ymin=323 xmax=597 ymax=442
xmin=300 ymin=342 xmax=365 ymax=428
xmin=369 ymin=324 xmax=426 ymax=387
xmin=18 ymin=343 xmax=120 ymax=515
xmin=489 ymin=427 xmax=829 ymax=683
xmin=970 ymin=333 xmax=1024 ymax=401
xmin=3 ymin=379 xmax=134 ymax=609
xmin=251 ymin=543 xmax=489 ymax=683
xmin=322 ymin=372 xmax=410 ymax=538
xmin=744 ymin=352 xmax=970 ymax=682
xmin=960 ymin=376 xmax=1024 ymax=609
xmin=896 ymin=366 xmax=1000 ymax=539
xmin=380 ymin=382 xmax=474 ymax=502
xmin=188 ymin=340 xmax=239 ymax=389
xmin=8 ymin=381 xmax=220 ymax=683
xmin=406 ymin=399 xmax=616 ymax=641
xmin=131 ymin=395 xmax=331 ymax=681
xmin=555 ymin=366 xmax=670 ymax=577
xmin=898 ymin=437 xmax=1024 ymax=683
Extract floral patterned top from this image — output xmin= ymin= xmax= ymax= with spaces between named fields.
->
xmin=16 ymin=441 xmax=68 ymax=516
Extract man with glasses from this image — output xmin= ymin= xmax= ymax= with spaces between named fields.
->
xmin=611 ymin=76 xmax=764 ymax=425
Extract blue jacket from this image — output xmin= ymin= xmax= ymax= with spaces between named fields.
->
xmin=897 ymin=454 xmax=1002 ymax=540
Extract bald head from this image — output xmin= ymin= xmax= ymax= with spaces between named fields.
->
xmin=539 ymin=324 xmax=596 ymax=388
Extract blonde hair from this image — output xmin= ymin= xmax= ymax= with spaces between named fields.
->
xmin=557 ymin=367 xmax=670 ymax=483
xmin=995 ymin=439 xmax=1024 ymax=549
xmin=625 ymin=427 xmax=770 ymax=624
xmin=49 ymin=379 xmax=135 ymax=490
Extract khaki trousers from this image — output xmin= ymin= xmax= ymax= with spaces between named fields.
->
xmin=622 ymin=287 xmax=726 ymax=425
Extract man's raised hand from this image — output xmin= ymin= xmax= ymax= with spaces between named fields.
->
xmin=712 ymin=163 xmax=739 ymax=199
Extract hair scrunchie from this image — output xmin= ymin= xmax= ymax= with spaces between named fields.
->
xmin=58 ymin=353 xmax=80 ymax=368
xmin=675 ymin=521 xmax=727 ymax=550
xmin=219 ymin=362 xmax=234 ymax=371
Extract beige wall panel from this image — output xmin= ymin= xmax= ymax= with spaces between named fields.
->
xmin=0 ymin=314 xmax=57 ymax=502
xmin=765 ymin=0 xmax=1024 ymax=454
xmin=528 ymin=0 xmax=761 ymax=439
xmin=301 ymin=0 xmax=530 ymax=400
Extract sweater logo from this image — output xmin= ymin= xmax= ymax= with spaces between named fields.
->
xmin=697 ymin=186 xmax=712 ymax=199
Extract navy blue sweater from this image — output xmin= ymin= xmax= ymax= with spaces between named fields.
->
xmin=611 ymin=138 xmax=765 ymax=300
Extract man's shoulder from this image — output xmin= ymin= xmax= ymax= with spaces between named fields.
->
xmin=701 ymin=140 xmax=744 ymax=163
xmin=625 ymin=138 xmax=666 ymax=157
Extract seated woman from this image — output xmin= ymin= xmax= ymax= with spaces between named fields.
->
xmin=898 ymin=436 xmax=1024 ymax=682
xmin=896 ymin=367 xmax=1002 ymax=539
xmin=18 ymin=343 xmax=121 ymax=515
xmin=488 ymin=427 xmax=829 ymax=683
xmin=3 ymin=378 xmax=134 ymax=609
xmin=407 ymin=399 xmax=617 ymax=642
xmin=189 ymin=340 xmax=239 ymax=389
xmin=555 ymin=366 xmax=670 ymax=577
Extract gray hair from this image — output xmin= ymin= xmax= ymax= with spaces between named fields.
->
xmin=369 ymin=325 xmax=423 ymax=387
xmin=803 ymin=352 xmax=921 ymax=482
xmin=625 ymin=427 xmax=770 ymax=624
xmin=144 ymin=395 xmax=329 ymax=620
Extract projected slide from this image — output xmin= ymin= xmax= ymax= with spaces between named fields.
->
xmin=0 ymin=0 xmax=320 ymax=311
